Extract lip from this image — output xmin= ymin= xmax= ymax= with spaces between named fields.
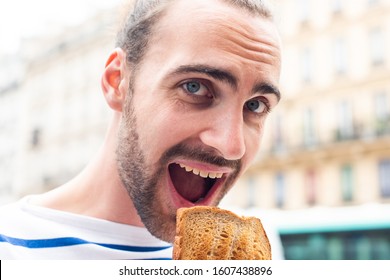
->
xmin=166 ymin=160 xmax=230 ymax=208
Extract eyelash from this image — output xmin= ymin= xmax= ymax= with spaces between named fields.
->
xmin=257 ymin=98 xmax=272 ymax=114
xmin=180 ymin=79 xmax=214 ymax=99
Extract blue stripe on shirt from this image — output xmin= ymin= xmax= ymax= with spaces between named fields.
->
xmin=0 ymin=233 xmax=172 ymax=252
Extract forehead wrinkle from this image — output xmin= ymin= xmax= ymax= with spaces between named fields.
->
xmin=217 ymin=24 xmax=280 ymax=64
xmin=194 ymin=13 xmax=280 ymax=69
xmin=213 ymin=15 xmax=278 ymax=49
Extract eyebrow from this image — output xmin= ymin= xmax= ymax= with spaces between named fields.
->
xmin=169 ymin=64 xmax=281 ymax=101
xmin=170 ymin=64 xmax=238 ymax=89
xmin=253 ymin=82 xmax=281 ymax=102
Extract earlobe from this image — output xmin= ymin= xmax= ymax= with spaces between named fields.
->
xmin=101 ymin=48 xmax=128 ymax=112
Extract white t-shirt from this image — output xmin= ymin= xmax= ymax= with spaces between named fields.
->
xmin=0 ymin=196 xmax=173 ymax=259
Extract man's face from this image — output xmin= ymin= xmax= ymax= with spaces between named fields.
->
xmin=116 ymin=0 xmax=281 ymax=242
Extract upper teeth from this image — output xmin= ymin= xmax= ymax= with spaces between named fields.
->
xmin=179 ymin=163 xmax=223 ymax=179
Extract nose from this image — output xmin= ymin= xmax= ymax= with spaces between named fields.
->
xmin=199 ymin=110 xmax=246 ymax=161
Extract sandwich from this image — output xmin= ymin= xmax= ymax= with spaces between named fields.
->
xmin=173 ymin=206 xmax=271 ymax=260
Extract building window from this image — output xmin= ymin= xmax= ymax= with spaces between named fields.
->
xmin=333 ymin=37 xmax=348 ymax=75
xmin=379 ymin=159 xmax=390 ymax=197
xmin=341 ymin=164 xmax=354 ymax=202
xmin=272 ymin=114 xmax=284 ymax=152
xmin=305 ymin=169 xmax=317 ymax=205
xmin=275 ymin=172 xmax=286 ymax=208
xmin=301 ymin=47 xmax=313 ymax=83
xmin=31 ymin=128 xmax=42 ymax=148
xmin=374 ymin=91 xmax=389 ymax=136
xmin=331 ymin=0 xmax=343 ymax=15
xmin=368 ymin=0 xmax=380 ymax=6
xmin=369 ymin=27 xmax=385 ymax=66
xmin=246 ymin=177 xmax=257 ymax=208
xmin=374 ymin=91 xmax=388 ymax=120
xmin=336 ymin=101 xmax=355 ymax=141
xmin=298 ymin=0 xmax=310 ymax=25
xmin=303 ymin=107 xmax=317 ymax=147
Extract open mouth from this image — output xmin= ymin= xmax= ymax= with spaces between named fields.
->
xmin=168 ymin=162 xmax=225 ymax=203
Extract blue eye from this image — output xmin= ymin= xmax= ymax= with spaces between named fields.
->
xmin=182 ymin=81 xmax=212 ymax=99
xmin=186 ymin=82 xmax=201 ymax=94
xmin=245 ymin=99 xmax=267 ymax=113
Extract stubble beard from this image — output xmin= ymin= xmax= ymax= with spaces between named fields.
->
xmin=116 ymin=95 xmax=176 ymax=242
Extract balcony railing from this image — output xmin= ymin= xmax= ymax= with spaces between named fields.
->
xmin=266 ymin=118 xmax=390 ymax=157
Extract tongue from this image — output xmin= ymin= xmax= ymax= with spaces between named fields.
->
xmin=169 ymin=164 xmax=209 ymax=203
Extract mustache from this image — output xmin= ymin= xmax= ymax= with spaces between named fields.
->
xmin=159 ymin=143 xmax=242 ymax=173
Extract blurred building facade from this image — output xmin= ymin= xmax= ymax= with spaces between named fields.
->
xmin=226 ymin=0 xmax=390 ymax=209
xmin=0 ymin=53 xmax=24 ymax=204
xmin=0 ymin=0 xmax=389 ymax=259
xmin=0 ymin=9 xmax=116 ymax=204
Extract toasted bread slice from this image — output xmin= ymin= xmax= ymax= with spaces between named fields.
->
xmin=173 ymin=206 xmax=271 ymax=260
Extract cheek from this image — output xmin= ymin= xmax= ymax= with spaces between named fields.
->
xmin=134 ymin=102 xmax=193 ymax=163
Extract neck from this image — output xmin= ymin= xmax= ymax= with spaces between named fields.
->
xmin=30 ymin=113 xmax=145 ymax=227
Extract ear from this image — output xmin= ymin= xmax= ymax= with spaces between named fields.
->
xmin=101 ymin=48 xmax=129 ymax=112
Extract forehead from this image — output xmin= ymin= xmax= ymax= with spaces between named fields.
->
xmin=141 ymin=0 xmax=281 ymax=83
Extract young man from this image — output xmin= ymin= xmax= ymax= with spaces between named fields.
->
xmin=0 ymin=0 xmax=281 ymax=259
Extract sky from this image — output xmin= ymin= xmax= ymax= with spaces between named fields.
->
xmin=0 ymin=0 xmax=123 ymax=55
